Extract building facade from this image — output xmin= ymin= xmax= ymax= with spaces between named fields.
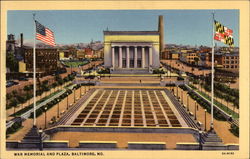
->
xmin=24 ymin=48 xmax=58 ymax=74
xmin=103 ymin=31 xmax=160 ymax=71
xmin=103 ymin=16 xmax=164 ymax=73
xmin=222 ymin=53 xmax=239 ymax=71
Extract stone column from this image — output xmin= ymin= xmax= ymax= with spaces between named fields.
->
xmin=119 ymin=47 xmax=122 ymax=68
xmin=126 ymin=46 xmax=130 ymax=68
xmin=111 ymin=47 xmax=115 ymax=68
xmin=142 ymin=47 xmax=145 ymax=68
xmin=149 ymin=47 xmax=152 ymax=67
xmin=134 ymin=46 xmax=137 ymax=68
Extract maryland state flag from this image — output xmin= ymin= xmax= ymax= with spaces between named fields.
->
xmin=214 ymin=20 xmax=234 ymax=47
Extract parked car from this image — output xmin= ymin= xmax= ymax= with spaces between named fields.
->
xmin=6 ymin=80 xmax=19 ymax=87
xmin=18 ymin=77 xmax=28 ymax=81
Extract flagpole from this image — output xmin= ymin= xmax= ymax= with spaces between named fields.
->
xmin=33 ymin=13 xmax=37 ymax=126
xmin=210 ymin=12 xmax=215 ymax=131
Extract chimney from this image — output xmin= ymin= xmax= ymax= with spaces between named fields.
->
xmin=158 ymin=15 xmax=164 ymax=55
xmin=20 ymin=33 xmax=23 ymax=48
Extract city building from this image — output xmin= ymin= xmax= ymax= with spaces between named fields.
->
xmin=103 ymin=16 xmax=164 ymax=73
xmin=221 ymin=52 xmax=239 ymax=72
xmin=76 ymin=49 xmax=86 ymax=60
xmin=179 ymin=50 xmax=199 ymax=65
xmin=59 ymin=50 xmax=71 ymax=60
xmin=93 ymin=48 xmax=104 ymax=59
xmin=24 ymin=47 xmax=59 ymax=75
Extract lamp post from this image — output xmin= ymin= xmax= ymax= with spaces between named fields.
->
xmin=199 ymin=131 xmax=202 ymax=150
xmin=73 ymin=87 xmax=76 ymax=103
xmin=194 ymin=101 xmax=197 ymax=120
xmin=227 ymin=82 xmax=230 ymax=111
xmin=88 ymin=79 xmax=91 ymax=91
xmin=204 ymin=109 xmax=207 ymax=131
xmin=57 ymin=99 xmax=60 ymax=118
xmin=66 ymin=92 xmax=69 ymax=110
xmin=197 ymin=101 xmax=199 ymax=111
xmin=80 ymin=84 xmax=82 ymax=97
xmin=38 ymin=128 xmax=43 ymax=151
xmin=177 ymin=85 xmax=179 ymax=100
xmin=181 ymin=90 xmax=183 ymax=104
xmin=44 ymin=106 xmax=47 ymax=129
xmin=187 ymin=94 xmax=189 ymax=111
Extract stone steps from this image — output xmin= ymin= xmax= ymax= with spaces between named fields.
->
xmin=111 ymin=69 xmax=151 ymax=74
xmin=22 ymin=126 xmax=49 ymax=143
xmin=99 ymin=83 xmax=160 ymax=86
xmin=201 ymin=131 xmax=225 ymax=150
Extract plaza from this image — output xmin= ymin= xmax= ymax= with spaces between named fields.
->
xmin=63 ymin=89 xmax=186 ymax=127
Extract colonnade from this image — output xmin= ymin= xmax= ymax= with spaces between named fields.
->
xmin=111 ymin=46 xmax=152 ymax=68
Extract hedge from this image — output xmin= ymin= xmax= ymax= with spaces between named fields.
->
xmin=6 ymin=122 xmax=22 ymax=135
xmin=230 ymin=124 xmax=239 ymax=137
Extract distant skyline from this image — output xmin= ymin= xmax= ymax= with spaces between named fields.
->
xmin=8 ymin=10 xmax=239 ymax=47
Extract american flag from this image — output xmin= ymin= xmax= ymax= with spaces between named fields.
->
xmin=35 ymin=20 xmax=56 ymax=46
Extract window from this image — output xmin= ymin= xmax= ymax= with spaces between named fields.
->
xmin=122 ymin=58 xmax=126 ymax=68
xmin=130 ymin=59 xmax=134 ymax=68
xmin=137 ymin=59 xmax=142 ymax=68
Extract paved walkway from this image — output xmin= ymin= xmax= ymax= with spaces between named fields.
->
xmin=52 ymin=132 xmax=196 ymax=149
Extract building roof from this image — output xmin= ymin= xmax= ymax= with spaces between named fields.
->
xmin=103 ymin=31 xmax=159 ymax=35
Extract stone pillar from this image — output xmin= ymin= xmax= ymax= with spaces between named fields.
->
xmin=134 ymin=46 xmax=137 ymax=68
xmin=111 ymin=47 xmax=115 ymax=68
xmin=119 ymin=47 xmax=122 ymax=68
xmin=142 ymin=47 xmax=145 ymax=68
xmin=149 ymin=47 xmax=152 ymax=67
xmin=126 ymin=46 xmax=130 ymax=68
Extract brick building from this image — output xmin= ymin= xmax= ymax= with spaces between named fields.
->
xmin=24 ymin=47 xmax=58 ymax=75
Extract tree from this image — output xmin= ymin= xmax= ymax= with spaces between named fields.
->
xmin=6 ymin=93 xmax=13 ymax=106
xmin=16 ymin=95 xmax=25 ymax=109
xmin=52 ymin=82 xmax=58 ymax=92
xmin=6 ymin=52 xmax=18 ymax=72
xmin=10 ymin=98 xmax=18 ymax=116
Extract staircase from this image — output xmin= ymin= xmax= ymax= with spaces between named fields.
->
xmin=202 ymin=130 xmax=226 ymax=150
xmin=111 ymin=68 xmax=151 ymax=74
xmin=19 ymin=126 xmax=49 ymax=149
xmin=99 ymin=83 xmax=160 ymax=86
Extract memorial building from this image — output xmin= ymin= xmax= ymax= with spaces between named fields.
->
xmin=103 ymin=15 xmax=164 ymax=73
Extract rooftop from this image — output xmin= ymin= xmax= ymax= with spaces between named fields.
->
xmin=103 ymin=31 xmax=159 ymax=35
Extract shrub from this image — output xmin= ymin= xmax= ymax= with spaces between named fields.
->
xmin=230 ymin=124 xmax=239 ymax=137
xmin=153 ymin=69 xmax=165 ymax=74
xmin=6 ymin=122 xmax=22 ymax=135
xmin=165 ymin=83 xmax=175 ymax=87
xmin=177 ymin=76 xmax=184 ymax=81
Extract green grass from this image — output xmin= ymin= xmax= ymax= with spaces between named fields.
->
xmin=64 ymin=61 xmax=88 ymax=67
xmin=195 ymin=89 xmax=239 ymax=119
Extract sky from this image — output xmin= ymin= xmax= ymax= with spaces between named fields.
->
xmin=7 ymin=10 xmax=239 ymax=47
